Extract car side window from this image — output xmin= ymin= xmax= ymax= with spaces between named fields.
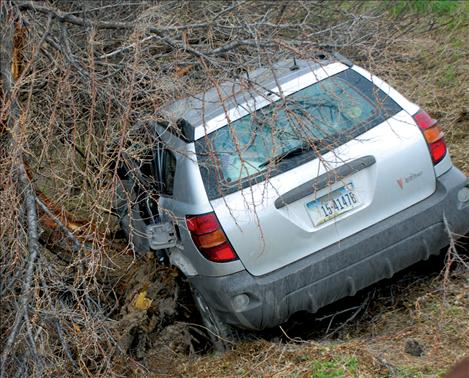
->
xmin=162 ymin=149 xmax=176 ymax=196
xmin=154 ymin=142 xmax=177 ymax=196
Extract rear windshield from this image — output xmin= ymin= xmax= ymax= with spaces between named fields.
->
xmin=195 ymin=69 xmax=402 ymax=200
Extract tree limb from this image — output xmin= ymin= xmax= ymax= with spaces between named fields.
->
xmin=36 ymin=197 xmax=84 ymax=252
xmin=0 ymin=3 xmax=42 ymax=374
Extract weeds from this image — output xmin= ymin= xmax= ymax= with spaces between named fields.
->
xmin=309 ymin=356 xmax=358 ymax=378
xmin=389 ymin=0 xmax=461 ymax=16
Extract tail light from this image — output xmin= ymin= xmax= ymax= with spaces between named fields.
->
xmin=413 ymin=110 xmax=447 ymax=164
xmin=186 ymin=212 xmax=238 ymax=262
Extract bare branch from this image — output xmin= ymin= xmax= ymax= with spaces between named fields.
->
xmin=35 ymin=197 xmax=84 ymax=252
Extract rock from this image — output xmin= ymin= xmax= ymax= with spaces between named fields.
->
xmin=404 ymin=339 xmax=425 ymax=357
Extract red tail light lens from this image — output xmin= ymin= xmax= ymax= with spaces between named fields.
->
xmin=186 ymin=213 xmax=218 ymax=234
xmin=429 ymin=139 xmax=447 ymax=164
xmin=413 ymin=111 xmax=437 ymax=129
xmin=413 ymin=110 xmax=447 ymax=165
xmin=186 ymin=213 xmax=238 ymax=262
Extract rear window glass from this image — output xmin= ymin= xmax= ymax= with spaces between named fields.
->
xmin=195 ymin=69 xmax=402 ymax=200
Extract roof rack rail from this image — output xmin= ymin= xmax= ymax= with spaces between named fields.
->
xmin=332 ymin=52 xmax=353 ymax=67
xmin=315 ymin=47 xmax=353 ymax=67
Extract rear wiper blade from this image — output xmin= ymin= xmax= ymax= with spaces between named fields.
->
xmin=258 ymin=143 xmax=314 ymax=168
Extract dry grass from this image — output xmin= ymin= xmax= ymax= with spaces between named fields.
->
xmin=367 ymin=16 xmax=469 ymax=175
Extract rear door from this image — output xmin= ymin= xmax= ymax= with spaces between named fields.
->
xmin=196 ymin=68 xmax=436 ymax=276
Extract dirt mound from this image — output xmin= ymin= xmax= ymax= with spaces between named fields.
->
xmin=99 ymin=251 xmax=207 ymax=374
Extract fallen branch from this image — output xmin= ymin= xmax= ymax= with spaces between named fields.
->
xmin=324 ymin=293 xmax=371 ymax=338
xmin=0 ymin=3 xmax=41 ymax=373
xmin=35 ymin=197 xmax=83 ymax=252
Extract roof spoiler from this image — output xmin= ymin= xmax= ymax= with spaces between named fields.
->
xmin=288 ymin=52 xmax=352 ymax=71
xmin=175 ymin=119 xmax=195 ymax=142
xmin=146 ymin=118 xmax=195 ymax=143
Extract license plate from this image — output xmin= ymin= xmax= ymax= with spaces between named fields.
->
xmin=306 ymin=183 xmax=360 ymax=226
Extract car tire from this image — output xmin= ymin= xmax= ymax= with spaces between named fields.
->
xmin=192 ymin=289 xmax=241 ymax=352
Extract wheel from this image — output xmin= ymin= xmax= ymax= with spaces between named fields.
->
xmin=192 ymin=289 xmax=241 ymax=352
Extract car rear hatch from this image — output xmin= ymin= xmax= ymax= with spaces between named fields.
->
xmin=195 ymin=67 xmax=436 ymax=276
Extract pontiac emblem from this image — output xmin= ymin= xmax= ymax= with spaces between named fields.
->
xmin=396 ymin=171 xmax=423 ymax=190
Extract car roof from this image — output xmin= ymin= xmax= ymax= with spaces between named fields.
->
xmin=158 ymin=58 xmax=342 ymax=141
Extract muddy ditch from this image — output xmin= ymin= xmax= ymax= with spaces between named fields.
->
xmin=99 ymin=251 xmax=210 ymax=356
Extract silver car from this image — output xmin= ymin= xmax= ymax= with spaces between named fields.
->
xmin=116 ymin=55 xmax=469 ymax=350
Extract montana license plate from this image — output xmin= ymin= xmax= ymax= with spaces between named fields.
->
xmin=306 ymin=183 xmax=360 ymax=226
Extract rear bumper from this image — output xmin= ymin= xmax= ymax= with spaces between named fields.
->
xmin=189 ymin=167 xmax=469 ymax=330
